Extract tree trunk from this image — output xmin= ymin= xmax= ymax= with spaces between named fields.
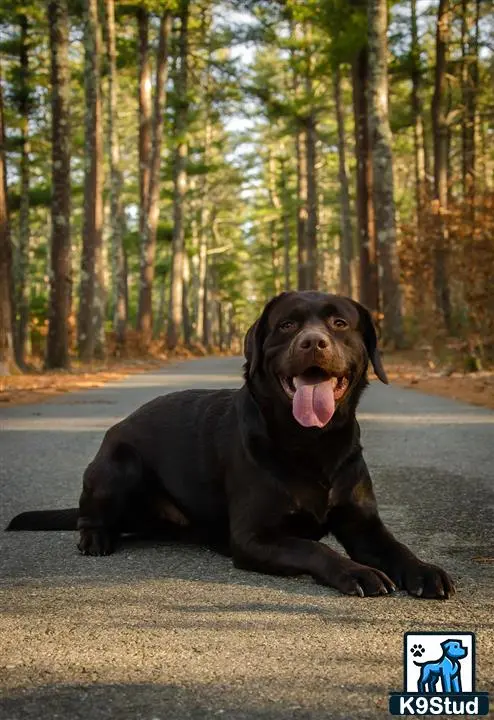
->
xmin=105 ymin=0 xmax=126 ymax=351
xmin=167 ymin=1 xmax=189 ymax=350
xmin=352 ymin=48 xmax=379 ymax=314
xmin=431 ymin=0 xmax=452 ymax=331
xmin=411 ymin=0 xmax=428 ymax=229
xmin=78 ymin=0 xmax=104 ymax=361
xmin=155 ymin=269 xmax=167 ymax=338
xmin=137 ymin=11 xmax=171 ymax=346
xmin=267 ymin=150 xmax=282 ymax=294
xmin=303 ymin=24 xmax=318 ymax=290
xmin=333 ymin=65 xmax=353 ymax=297
xmin=290 ymin=26 xmax=309 ymax=292
xmin=197 ymin=120 xmax=211 ymax=345
xmin=123 ymin=246 xmax=129 ymax=322
xmin=0 ymin=66 xmax=17 ymax=374
xmin=217 ymin=300 xmax=224 ymax=352
xmin=182 ymin=250 xmax=191 ymax=346
xmin=137 ymin=8 xmax=152 ymax=247
xmin=279 ymin=156 xmax=291 ymax=291
xmin=46 ymin=0 xmax=71 ymax=370
xmin=461 ymin=0 xmax=479 ymax=212
xmin=295 ymin=122 xmax=309 ymax=290
xmin=305 ymin=111 xmax=318 ymax=290
xmin=269 ymin=222 xmax=282 ymax=294
xmin=17 ymin=15 xmax=30 ymax=365
xmin=368 ymin=0 xmax=404 ymax=346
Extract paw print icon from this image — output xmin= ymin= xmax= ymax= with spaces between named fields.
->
xmin=410 ymin=643 xmax=425 ymax=658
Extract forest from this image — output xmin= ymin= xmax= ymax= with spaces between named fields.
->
xmin=0 ymin=0 xmax=493 ymax=374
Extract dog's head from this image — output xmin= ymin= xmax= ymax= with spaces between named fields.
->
xmin=244 ymin=291 xmax=388 ymax=428
xmin=441 ymin=640 xmax=468 ymax=660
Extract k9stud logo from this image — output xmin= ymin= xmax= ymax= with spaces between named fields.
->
xmin=389 ymin=632 xmax=489 ymax=715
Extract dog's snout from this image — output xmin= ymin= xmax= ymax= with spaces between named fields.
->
xmin=299 ymin=331 xmax=329 ymax=352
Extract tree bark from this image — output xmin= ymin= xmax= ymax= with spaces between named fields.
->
xmin=167 ymin=1 xmax=189 ymax=350
xmin=137 ymin=11 xmax=171 ymax=345
xmin=17 ymin=14 xmax=30 ymax=365
xmin=279 ymin=156 xmax=291 ymax=291
xmin=461 ymin=0 xmax=479 ymax=212
xmin=295 ymin=121 xmax=309 ymax=290
xmin=78 ymin=0 xmax=104 ymax=361
xmin=105 ymin=0 xmax=126 ymax=351
xmin=305 ymin=111 xmax=318 ymax=290
xmin=411 ymin=0 xmax=428 ymax=228
xmin=352 ymin=47 xmax=379 ymax=314
xmin=0 ymin=66 xmax=17 ymax=374
xmin=46 ymin=0 xmax=71 ymax=370
xmin=197 ymin=119 xmax=211 ymax=346
xmin=303 ymin=24 xmax=318 ymax=290
xmin=269 ymin=222 xmax=282 ymax=294
xmin=333 ymin=65 xmax=353 ymax=297
xmin=182 ymin=250 xmax=191 ymax=346
xmin=155 ymin=269 xmax=167 ymax=338
xmin=137 ymin=8 xmax=152 ymax=247
xmin=431 ymin=0 xmax=452 ymax=331
xmin=368 ymin=0 xmax=404 ymax=346
xmin=268 ymin=149 xmax=282 ymax=294
xmin=290 ymin=25 xmax=309 ymax=292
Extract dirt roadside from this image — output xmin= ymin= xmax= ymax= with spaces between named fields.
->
xmin=0 ymin=359 xmax=168 ymax=406
xmin=383 ymin=351 xmax=494 ymax=410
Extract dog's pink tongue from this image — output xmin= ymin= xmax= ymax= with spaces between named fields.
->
xmin=292 ymin=377 xmax=335 ymax=428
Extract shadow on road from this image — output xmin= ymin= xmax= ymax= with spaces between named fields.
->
xmin=0 ymin=680 xmax=388 ymax=720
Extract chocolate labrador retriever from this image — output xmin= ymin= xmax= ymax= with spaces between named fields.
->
xmin=7 ymin=291 xmax=455 ymax=599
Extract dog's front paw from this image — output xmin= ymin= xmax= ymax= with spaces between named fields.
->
xmin=394 ymin=560 xmax=455 ymax=599
xmin=333 ymin=563 xmax=396 ymax=598
xmin=78 ymin=527 xmax=116 ymax=556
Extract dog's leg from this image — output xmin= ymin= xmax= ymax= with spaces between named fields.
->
xmin=330 ymin=506 xmax=455 ymax=598
xmin=228 ymin=488 xmax=395 ymax=597
xmin=328 ymin=462 xmax=456 ymax=599
xmin=77 ymin=442 xmax=143 ymax=556
xmin=231 ymin=533 xmax=396 ymax=596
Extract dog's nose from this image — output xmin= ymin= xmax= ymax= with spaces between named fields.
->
xmin=299 ymin=332 xmax=329 ymax=351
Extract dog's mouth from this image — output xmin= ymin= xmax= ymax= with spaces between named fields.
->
xmin=280 ymin=366 xmax=350 ymax=428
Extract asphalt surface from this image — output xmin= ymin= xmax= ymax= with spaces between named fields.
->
xmin=0 ymin=356 xmax=493 ymax=719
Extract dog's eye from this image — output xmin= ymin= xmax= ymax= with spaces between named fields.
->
xmin=329 ymin=317 xmax=349 ymax=330
xmin=279 ymin=320 xmax=296 ymax=331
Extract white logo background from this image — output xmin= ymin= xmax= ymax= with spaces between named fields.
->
xmin=405 ymin=633 xmax=474 ymax=693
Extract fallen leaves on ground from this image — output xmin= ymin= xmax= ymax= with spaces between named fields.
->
xmin=0 ymin=359 xmax=166 ymax=406
xmin=383 ymin=351 xmax=494 ymax=410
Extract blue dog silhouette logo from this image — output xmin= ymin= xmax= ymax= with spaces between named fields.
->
xmin=405 ymin=633 xmax=473 ymax=695
xmin=389 ymin=632 xmax=490 ymax=715
xmin=413 ymin=638 xmax=467 ymax=693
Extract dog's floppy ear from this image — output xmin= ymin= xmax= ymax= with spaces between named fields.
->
xmin=244 ymin=293 xmax=289 ymax=378
xmin=350 ymin=300 xmax=389 ymax=385
xmin=243 ymin=320 xmax=259 ymax=376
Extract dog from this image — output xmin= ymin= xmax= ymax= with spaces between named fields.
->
xmin=415 ymin=640 xmax=467 ymax=692
xmin=7 ymin=291 xmax=455 ymax=599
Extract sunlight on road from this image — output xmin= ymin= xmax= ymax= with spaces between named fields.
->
xmin=113 ymin=373 xmax=243 ymax=389
xmin=2 ymin=411 xmax=494 ymax=432
xmin=358 ymin=413 xmax=494 ymax=425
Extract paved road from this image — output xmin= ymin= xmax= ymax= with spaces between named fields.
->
xmin=0 ymin=357 xmax=493 ymax=719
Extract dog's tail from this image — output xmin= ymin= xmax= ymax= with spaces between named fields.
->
xmin=6 ymin=508 xmax=79 ymax=531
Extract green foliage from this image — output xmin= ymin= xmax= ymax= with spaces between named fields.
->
xmin=1 ymin=0 xmax=493 ymax=354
